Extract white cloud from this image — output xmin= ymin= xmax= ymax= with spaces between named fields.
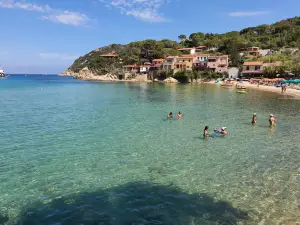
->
xmin=100 ymin=0 xmax=171 ymax=22
xmin=41 ymin=12 xmax=90 ymax=26
xmin=229 ymin=11 xmax=271 ymax=17
xmin=39 ymin=53 xmax=79 ymax=60
xmin=0 ymin=0 xmax=90 ymax=26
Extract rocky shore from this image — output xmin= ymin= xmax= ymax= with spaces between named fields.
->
xmin=60 ymin=67 xmax=180 ymax=83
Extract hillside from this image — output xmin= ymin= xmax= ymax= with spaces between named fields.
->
xmin=65 ymin=17 xmax=300 ymax=75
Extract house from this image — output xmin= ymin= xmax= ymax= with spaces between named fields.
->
xmin=207 ymin=55 xmax=229 ymax=73
xmin=100 ymin=51 xmax=118 ymax=58
xmin=246 ymin=47 xmax=260 ymax=58
xmin=195 ymin=46 xmax=207 ymax=53
xmin=162 ymin=56 xmax=177 ymax=72
xmin=178 ymin=47 xmax=196 ymax=55
xmin=259 ymin=49 xmax=273 ymax=57
xmin=242 ymin=61 xmax=264 ymax=77
xmin=173 ymin=56 xmax=194 ymax=73
xmin=139 ymin=64 xmax=151 ymax=74
xmin=152 ymin=59 xmax=164 ymax=65
xmin=123 ymin=64 xmax=138 ymax=73
xmin=228 ymin=67 xmax=239 ymax=79
xmin=193 ymin=54 xmax=209 ymax=69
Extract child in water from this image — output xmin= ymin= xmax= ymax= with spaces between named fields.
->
xmin=168 ymin=112 xmax=173 ymax=120
xmin=177 ymin=111 xmax=182 ymax=119
xmin=252 ymin=113 xmax=257 ymax=125
xmin=203 ymin=126 xmax=209 ymax=137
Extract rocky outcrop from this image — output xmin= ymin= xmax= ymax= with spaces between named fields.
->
xmin=163 ymin=77 xmax=179 ymax=83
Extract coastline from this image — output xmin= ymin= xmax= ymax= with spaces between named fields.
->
xmin=236 ymin=82 xmax=300 ymax=99
xmin=62 ymin=74 xmax=300 ymax=99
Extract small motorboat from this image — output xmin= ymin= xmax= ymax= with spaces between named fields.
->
xmin=236 ymin=90 xmax=247 ymax=94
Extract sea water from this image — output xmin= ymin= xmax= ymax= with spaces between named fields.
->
xmin=1 ymin=75 xmax=300 ymax=224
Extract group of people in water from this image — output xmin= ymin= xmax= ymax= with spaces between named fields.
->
xmin=252 ymin=113 xmax=276 ymax=127
xmin=168 ymin=112 xmax=182 ymax=120
xmin=168 ymin=111 xmax=277 ymax=138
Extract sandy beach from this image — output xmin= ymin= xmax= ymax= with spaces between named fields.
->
xmin=236 ymin=82 xmax=300 ymax=99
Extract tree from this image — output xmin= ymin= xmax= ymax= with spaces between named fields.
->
xmin=178 ymin=35 xmax=187 ymax=42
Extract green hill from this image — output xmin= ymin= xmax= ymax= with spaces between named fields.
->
xmin=66 ymin=17 xmax=300 ymax=74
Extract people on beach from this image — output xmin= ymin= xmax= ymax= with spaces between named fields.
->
xmin=252 ymin=113 xmax=257 ymax=125
xmin=281 ymin=83 xmax=287 ymax=93
xmin=269 ymin=114 xmax=276 ymax=127
xmin=168 ymin=112 xmax=173 ymax=120
xmin=177 ymin=111 xmax=182 ymax=119
xmin=203 ymin=126 xmax=209 ymax=137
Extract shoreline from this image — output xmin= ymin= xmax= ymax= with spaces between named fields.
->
xmin=63 ymin=75 xmax=300 ymax=99
xmin=236 ymin=82 xmax=300 ymax=99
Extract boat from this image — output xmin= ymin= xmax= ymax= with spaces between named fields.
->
xmin=0 ymin=69 xmax=6 ymax=78
xmin=236 ymin=90 xmax=247 ymax=94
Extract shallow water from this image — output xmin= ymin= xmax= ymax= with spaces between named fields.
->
xmin=1 ymin=75 xmax=300 ymax=224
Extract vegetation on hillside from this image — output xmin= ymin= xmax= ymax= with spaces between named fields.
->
xmin=68 ymin=17 xmax=300 ymax=74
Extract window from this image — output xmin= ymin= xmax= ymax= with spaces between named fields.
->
xmin=183 ymin=60 xmax=185 ymax=62
xmin=246 ymin=66 xmax=250 ymax=70
xmin=187 ymin=66 xmax=190 ymax=68
xmin=201 ymin=57 xmax=203 ymax=60
xmin=197 ymin=57 xmax=200 ymax=60
xmin=255 ymin=66 xmax=260 ymax=70
xmin=188 ymin=60 xmax=191 ymax=62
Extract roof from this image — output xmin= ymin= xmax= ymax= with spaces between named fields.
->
xmin=195 ymin=53 xmax=210 ymax=56
xmin=151 ymin=64 xmax=162 ymax=68
xmin=177 ymin=56 xmax=194 ymax=59
xmin=178 ymin=48 xmax=195 ymax=51
xmin=153 ymin=59 xmax=164 ymax=62
xmin=166 ymin=56 xmax=177 ymax=59
xmin=195 ymin=45 xmax=207 ymax=49
xmin=123 ymin=65 xmax=137 ymax=68
xmin=243 ymin=61 xmax=264 ymax=66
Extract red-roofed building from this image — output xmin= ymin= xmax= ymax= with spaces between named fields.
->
xmin=242 ymin=61 xmax=264 ymax=77
xmin=100 ymin=51 xmax=118 ymax=58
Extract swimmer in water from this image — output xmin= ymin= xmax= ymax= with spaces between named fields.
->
xmin=215 ymin=127 xmax=228 ymax=135
xmin=252 ymin=113 xmax=257 ymax=125
xmin=203 ymin=126 xmax=209 ymax=137
xmin=269 ymin=114 xmax=276 ymax=127
xmin=168 ymin=112 xmax=173 ymax=120
xmin=177 ymin=111 xmax=182 ymax=119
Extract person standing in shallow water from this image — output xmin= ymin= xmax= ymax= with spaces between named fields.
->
xmin=252 ymin=113 xmax=257 ymax=125
xmin=203 ymin=126 xmax=209 ymax=137
xmin=269 ymin=114 xmax=276 ymax=127
xmin=168 ymin=112 xmax=173 ymax=120
xmin=177 ymin=111 xmax=182 ymax=119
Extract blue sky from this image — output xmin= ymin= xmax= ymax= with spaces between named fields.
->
xmin=0 ymin=0 xmax=300 ymax=74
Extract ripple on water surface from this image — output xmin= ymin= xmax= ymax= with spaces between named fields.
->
xmin=1 ymin=76 xmax=300 ymax=224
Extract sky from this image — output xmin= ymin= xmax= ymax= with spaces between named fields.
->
xmin=0 ymin=0 xmax=300 ymax=74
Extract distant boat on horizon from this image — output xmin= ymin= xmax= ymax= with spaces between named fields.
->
xmin=0 ymin=69 xmax=6 ymax=78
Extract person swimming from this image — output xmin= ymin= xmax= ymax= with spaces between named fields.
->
xmin=168 ymin=112 xmax=173 ymax=120
xmin=269 ymin=114 xmax=276 ymax=127
xmin=177 ymin=111 xmax=182 ymax=119
xmin=203 ymin=126 xmax=209 ymax=137
xmin=252 ymin=113 xmax=257 ymax=125
xmin=214 ymin=127 xmax=228 ymax=135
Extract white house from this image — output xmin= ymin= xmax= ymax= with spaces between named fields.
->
xmin=228 ymin=67 xmax=239 ymax=78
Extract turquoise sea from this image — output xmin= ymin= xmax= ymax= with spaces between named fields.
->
xmin=1 ymin=75 xmax=300 ymax=224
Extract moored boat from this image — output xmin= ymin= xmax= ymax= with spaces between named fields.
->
xmin=0 ymin=69 xmax=6 ymax=77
